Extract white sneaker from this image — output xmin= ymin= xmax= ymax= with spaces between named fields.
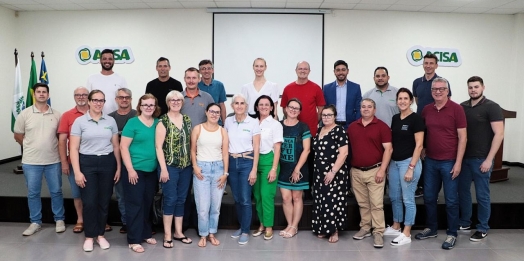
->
xmin=23 ymin=223 xmax=42 ymax=236
xmin=391 ymin=233 xmax=412 ymax=246
xmin=56 ymin=220 xmax=66 ymax=233
xmin=383 ymin=225 xmax=401 ymax=236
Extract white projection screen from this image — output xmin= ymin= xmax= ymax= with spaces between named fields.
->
xmin=213 ymin=13 xmax=324 ymax=100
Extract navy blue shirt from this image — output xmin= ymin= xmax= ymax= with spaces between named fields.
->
xmin=412 ymin=74 xmax=452 ymax=114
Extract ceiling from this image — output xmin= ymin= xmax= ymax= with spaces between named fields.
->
xmin=1 ymin=0 xmax=524 ymax=15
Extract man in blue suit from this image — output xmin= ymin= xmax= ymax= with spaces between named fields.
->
xmin=323 ymin=60 xmax=362 ymax=129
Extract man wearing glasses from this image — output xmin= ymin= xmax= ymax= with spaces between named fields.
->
xmin=198 ymin=60 xmax=227 ymax=125
xmin=108 ymin=87 xmax=137 ymax=234
xmin=146 ymin=57 xmax=183 ymax=116
xmin=86 ymin=49 xmax=128 ymax=115
xmin=415 ymin=77 xmax=466 ymax=250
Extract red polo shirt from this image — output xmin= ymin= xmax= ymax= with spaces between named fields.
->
xmin=57 ymin=107 xmax=85 ymax=162
xmin=421 ymin=99 xmax=466 ymax=160
xmin=347 ymin=116 xmax=391 ymax=167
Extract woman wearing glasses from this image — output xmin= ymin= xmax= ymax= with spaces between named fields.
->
xmin=120 ymin=94 xmax=161 ymax=253
xmin=241 ymin=58 xmax=280 ymax=117
xmin=277 ymin=98 xmax=311 ymax=238
xmin=311 ymin=105 xmax=349 ymax=243
xmin=155 ymin=90 xmax=193 ymax=248
xmin=70 ymin=90 xmax=121 ymax=252
xmin=191 ymin=103 xmax=229 ymax=247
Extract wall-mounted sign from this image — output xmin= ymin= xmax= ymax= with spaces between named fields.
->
xmin=407 ymin=45 xmax=462 ymax=67
xmin=75 ymin=45 xmax=135 ymax=65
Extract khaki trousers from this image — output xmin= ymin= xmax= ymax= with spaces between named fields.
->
xmin=351 ymin=167 xmax=385 ymax=235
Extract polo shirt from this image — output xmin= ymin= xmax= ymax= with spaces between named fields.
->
xmin=335 ymin=82 xmax=347 ymax=122
xmin=259 ymin=116 xmax=283 ymax=154
xmin=86 ymin=72 xmax=128 ymax=115
xmin=461 ymin=97 xmax=503 ymax=158
xmin=14 ymin=105 xmax=61 ymax=165
xmin=122 ymin=117 xmax=159 ymax=172
xmin=241 ymin=81 xmax=280 ymax=115
xmin=57 ymin=107 xmax=85 ymax=137
xmin=412 ymin=74 xmax=451 ymax=114
xmin=362 ymin=85 xmax=399 ymax=127
xmin=145 ymin=77 xmax=183 ymax=115
xmin=198 ymin=79 xmax=227 ymax=104
xmin=70 ymin=112 xmax=118 ymax=155
xmin=224 ymin=115 xmax=261 ymax=154
xmin=181 ymin=89 xmax=215 ymax=129
xmin=347 ymin=116 xmax=391 ymax=167
xmin=422 ymin=99 xmax=466 ymax=160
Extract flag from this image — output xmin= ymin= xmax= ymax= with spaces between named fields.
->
xmin=11 ymin=57 xmax=24 ymax=132
xmin=25 ymin=57 xmax=37 ymax=108
xmin=39 ymin=57 xmax=51 ymax=105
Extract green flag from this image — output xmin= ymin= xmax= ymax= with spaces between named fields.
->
xmin=11 ymin=57 xmax=24 ymax=132
xmin=26 ymin=57 xmax=37 ymax=108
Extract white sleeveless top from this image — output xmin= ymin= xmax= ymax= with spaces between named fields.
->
xmin=196 ymin=124 xmax=223 ymax=162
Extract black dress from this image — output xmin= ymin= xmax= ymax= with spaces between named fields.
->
xmin=311 ymin=125 xmax=349 ymax=235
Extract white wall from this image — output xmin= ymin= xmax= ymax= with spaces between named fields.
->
xmin=2 ymin=8 xmax=524 ymax=162
xmin=0 ymin=6 xmax=20 ymax=160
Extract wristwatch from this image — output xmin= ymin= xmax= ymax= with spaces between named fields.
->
xmin=224 ymin=173 xmax=229 ymax=176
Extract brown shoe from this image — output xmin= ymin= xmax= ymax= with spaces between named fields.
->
xmin=105 ymin=224 xmax=112 ymax=232
xmin=373 ymin=234 xmax=384 ymax=248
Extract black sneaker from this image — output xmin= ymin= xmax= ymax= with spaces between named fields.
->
xmin=415 ymin=228 xmax=437 ymax=240
xmin=119 ymin=225 xmax=127 ymax=234
xmin=459 ymin=225 xmax=471 ymax=232
xmin=470 ymin=231 xmax=487 ymax=242
xmin=414 ymin=187 xmax=423 ymax=198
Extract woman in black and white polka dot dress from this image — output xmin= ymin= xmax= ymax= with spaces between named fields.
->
xmin=311 ymin=105 xmax=349 ymax=243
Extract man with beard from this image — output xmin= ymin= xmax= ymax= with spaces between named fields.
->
xmin=458 ymin=76 xmax=503 ymax=242
xmin=146 ymin=57 xmax=183 ymax=116
xmin=323 ymin=60 xmax=362 ymax=129
xmin=57 ymin=86 xmax=90 ymax=234
xmin=362 ymin=67 xmax=399 ymax=127
xmin=87 ymin=49 xmax=128 ymax=114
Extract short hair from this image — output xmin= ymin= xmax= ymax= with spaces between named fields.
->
xmin=253 ymin=57 xmax=267 ymax=66
xmin=333 ymin=60 xmax=348 ymax=70
xmin=74 ymin=86 xmax=88 ymax=93
xmin=432 ymin=77 xmax=449 ymax=89
xmin=88 ymin=89 xmax=105 ymax=101
xmin=287 ymin=98 xmax=302 ymax=111
xmin=115 ymin=87 xmax=132 ymax=97
xmin=101 ymin=49 xmax=114 ymax=57
xmin=323 ymin=104 xmax=337 ymax=117
xmin=396 ymin=87 xmax=414 ymax=101
xmin=231 ymin=93 xmax=247 ymax=105
xmin=252 ymin=95 xmax=275 ymax=119
xmin=32 ymin=83 xmax=49 ymax=92
xmin=206 ymin=103 xmax=221 ymax=111
xmin=185 ymin=67 xmax=200 ymax=74
xmin=137 ymin=93 xmax=161 ymax=118
xmin=424 ymin=53 xmax=438 ymax=63
xmin=295 ymin=61 xmax=310 ymax=70
xmin=467 ymin=76 xmax=484 ymax=85
xmin=198 ymin=59 xmax=213 ymax=67
xmin=157 ymin=57 xmax=170 ymax=67
xmin=165 ymin=90 xmax=184 ymax=107
xmin=374 ymin=66 xmax=389 ymax=76
xmin=361 ymin=98 xmax=376 ymax=108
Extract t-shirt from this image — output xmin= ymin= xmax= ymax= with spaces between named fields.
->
xmin=71 ymin=112 xmax=118 ymax=155
xmin=461 ymin=97 xmax=504 ymax=158
xmin=279 ymin=121 xmax=311 ymax=179
xmin=145 ymin=77 xmax=183 ymax=115
xmin=122 ymin=117 xmax=159 ymax=172
xmin=241 ymin=81 xmax=280 ymax=115
xmin=108 ymin=109 xmax=137 ymax=133
xmin=362 ymin=85 xmax=399 ymax=127
xmin=412 ymin=74 xmax=451 ymax=114
xmin=391 ymin=112 xmax=425 ymax=161
xmin=198 ymin=79 xmax=227 ymax=104
xmin=347 ymin=116 xmax=392 ymax=167
xmin=86 ymin=72 xmax=128 ymax=115
xmin=280 ymin=80 xmax=326 ymax=137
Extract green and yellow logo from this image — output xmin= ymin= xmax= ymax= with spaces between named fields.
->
xmin=411 ymin=49 xmax=423 ymax=62
xmin=406 ymin=45 xmax=462 ymax=67
xmin=75 ymin=45 xmax=135 ymax=65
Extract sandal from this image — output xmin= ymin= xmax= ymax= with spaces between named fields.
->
xmin=129 ymin=244 xmax=145 ymax=253
xmin=328 ymin=231 xmax=339 ymax=243
xmin=252 ymin=228 xmax=265 ymax=237
xmin=73 ymin=223 xmax=84 ymax=233
xmin=173 ymin=236 xmax=192 ymax=244
xmin=283 ymin=226 xmax=298 ymax=238
xmin=163 ymin=240 xmax=173 ymax=248
xmin=144 ymin=238 xmax=157 ymax=245
xmin=207 ymin=235 xmax=220 ymax=246
xmin=198 ymin=237 xmax=207 ymax=247
xmin=279 ymin=226 xmax=290 ymax=236
xmin=105 ymin=224 xmax=112 ymax=232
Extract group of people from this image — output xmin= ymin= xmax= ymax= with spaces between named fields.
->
xmin=13 ymin=49 xmax=503 ymax=253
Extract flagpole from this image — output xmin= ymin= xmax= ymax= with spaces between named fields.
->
xmin=13 ymin=49 xmax=23 ymax=174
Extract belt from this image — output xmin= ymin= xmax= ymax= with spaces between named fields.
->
xmin=229 ymin=151 xmax=254 ymax=160
xmin=354 ymin=163 xmax=381 ymax=171
xmin=335 ymin=121 xmax=346 ymax=126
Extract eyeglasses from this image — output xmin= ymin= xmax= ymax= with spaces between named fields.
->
xmin=287 ymin=106 xmax=300 ymax=111
xmin=117 ymin=96 xmax=131 ymax=100
xmin=321 ymin=114 xmax=334 ymax=118
xmin=289 ymin=172 xmax=303 ymax=183
xmin=74 ymin=94 xmax=88 ymax=98
xmin=90 ymin=99 xmax=105 ymax=104
xmin=431 ymin=87 xmax=448 ymax=93
xmin=140 ymin=104 xmax=156 ymax=108
xmin=208 ymin=110 xmax=220 ymax=115
xmin=169 ymin=99 xmax=182 ymax=103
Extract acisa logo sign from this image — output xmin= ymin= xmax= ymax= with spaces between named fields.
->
xmin=406 ymin=45 xmax=462 ymax=67
xmin=75 ymin=45 xmax=135 ymax=65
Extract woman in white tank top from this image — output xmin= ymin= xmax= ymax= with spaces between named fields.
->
xmin=190 ymin=103 xmax=229 ymax=247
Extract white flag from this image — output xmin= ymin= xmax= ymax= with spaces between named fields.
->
xmin=11 ymin=57 xmax=24 ymax=132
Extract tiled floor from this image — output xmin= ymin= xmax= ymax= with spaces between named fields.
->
xmin=2 ymin=222 xmax=524 ymax=261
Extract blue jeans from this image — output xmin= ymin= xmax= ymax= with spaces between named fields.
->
xmin=423 ymin=157 xmax=459 ymax=237
xmin=388 ymin=158 xmax=421 ymax=226
xmin=228 ymin=155 xmax=254 ymax=234
xmin=22 ymin=163 xmax=65 ymax=224
xmin=193 ymin=160 xmax=225 ymax=236
xmin=459 ymin=158 xmax=492 ymax=233
xmin=161 ymin=165 xmax=192 ymax=216
xmin=114 ymin=165 xmax=127 ymax=224
xmin=67 ymin=164 xmax=81 ymax=199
